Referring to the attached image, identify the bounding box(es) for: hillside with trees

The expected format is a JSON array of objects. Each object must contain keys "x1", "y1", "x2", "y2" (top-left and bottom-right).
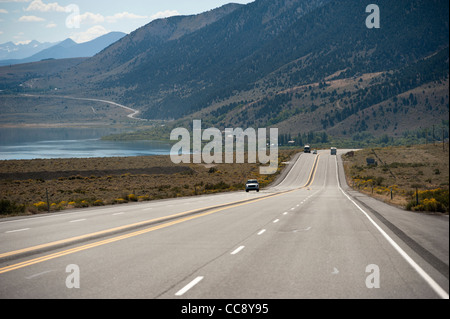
[{"x1": 2, "y1": 0, "x2": 448, "y2": 144}]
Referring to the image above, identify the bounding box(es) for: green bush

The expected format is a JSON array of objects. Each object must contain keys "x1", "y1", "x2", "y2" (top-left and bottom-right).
[
  {"x1": 74, "y1": 200, "x2": 90, "y2": 208},
  {"x1": 205, "y1": 181, "x2": 230, "y2": 190},
  {"x1": 0, "y1": 200, "x2": 26, "y2": 215}
]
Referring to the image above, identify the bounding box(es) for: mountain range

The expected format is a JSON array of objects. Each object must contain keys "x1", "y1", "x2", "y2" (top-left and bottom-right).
[
  {"x1": 2, "y1": 0, "x2": 449, "y2": 142},
  {"x1": 0, "y1": 40, "x2": 55, "y2": 61},
  {"x1": 0, "y1": 32, "x2": 126, "y2": 66}
]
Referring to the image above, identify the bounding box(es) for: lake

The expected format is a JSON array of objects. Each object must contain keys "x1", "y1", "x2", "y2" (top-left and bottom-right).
[{"x1": 0, "y1": 127, "x2": 173, "y2": 160}]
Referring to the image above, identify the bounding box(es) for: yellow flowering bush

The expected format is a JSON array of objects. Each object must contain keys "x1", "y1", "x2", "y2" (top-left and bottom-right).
[
  {"x1": 407, "y1": 189, "x2": 448, "y2": 213},
  {"x1": 114, "y1": 198, "x2": 127, "y2": 204},
  {"x1": 138, "y1": 195, "x2": 150, "y2": 202},
  {"x1": 127, "y1": 194, "x2": 138, "y2": 202},
  {"x1": 93, "y1": 200, "x2": 105, "y2": 206},
  {"x1": 33, "y1": 201, "x2": 48, "y2": 211}
]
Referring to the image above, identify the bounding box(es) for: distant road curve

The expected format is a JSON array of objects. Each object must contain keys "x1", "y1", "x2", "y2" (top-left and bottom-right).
[{"x1": 20, "y1": 94, "x2": 145, "y2": 121}]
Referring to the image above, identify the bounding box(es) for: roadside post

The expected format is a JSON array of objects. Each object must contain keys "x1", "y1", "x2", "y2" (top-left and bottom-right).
[{"x1": 46, "y1": 188, "x2": 50, "y2": 213}]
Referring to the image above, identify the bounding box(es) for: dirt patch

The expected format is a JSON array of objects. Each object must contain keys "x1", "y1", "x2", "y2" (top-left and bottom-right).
[
  {"x1": 0, "y1": 166, "x2": 193, "y2": 181},
  {"x1": 0, "y1": 150, "x2": 297, "y2": 216}
]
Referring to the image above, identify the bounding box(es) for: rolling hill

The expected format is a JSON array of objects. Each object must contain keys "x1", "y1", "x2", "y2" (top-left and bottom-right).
[{"x1": 2, "y1": 0, "x2": 449, "y2": 142}]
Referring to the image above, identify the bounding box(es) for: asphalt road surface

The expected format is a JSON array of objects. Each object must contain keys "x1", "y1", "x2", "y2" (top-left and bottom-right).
[{"x1": 0, "y1": 150, "x2": 448, "y2": 299}]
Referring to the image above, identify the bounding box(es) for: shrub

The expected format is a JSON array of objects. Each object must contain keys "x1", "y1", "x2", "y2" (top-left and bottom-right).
[
  {"x1": 205, "y1": 181, "x2": 230, "y2": 190},
  {"x1": 114, "y1": 198, "x2": 127, "y2": 204},
  {"x1": 0, "y1": 199, "x2": 26, "y2": 215},
  {"x1": 208, "y1": 167, "x2": 217, "y2": 174},
  {"x1": 406, "y1": 189, "x2": 449, "y2": 213},
  {"x1": 422, "y1": 198, "x2": 443, "y2": 212},
  {"x1": 33, "y1": 201, "x2": 48, "y2": 212},
  {"x1": 74, "y1": 200, "x2": 89, "y2": 208},
  {"x1": 127, "y1": 194, "x2": 138, "y2": 202},
  {"x1": 93, "y1": 199, "x2": 105, "y2": 206},
  {"x1": 352, "y1": 175, "x2": 384, "y2": 187},
  {"x1": 55, "y1": 201, "x2": 68, "y2": 211},
  {"x1": 138, "y1": 195, "x2": 150, "y2": 202}
]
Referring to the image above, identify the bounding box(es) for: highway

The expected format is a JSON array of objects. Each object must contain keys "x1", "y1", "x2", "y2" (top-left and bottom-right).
[{"x1": 0, "y1": 150, "x2": 448, "y2": 299}]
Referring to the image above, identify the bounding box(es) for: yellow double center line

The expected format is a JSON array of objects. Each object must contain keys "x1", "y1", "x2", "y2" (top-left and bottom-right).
[{"x1": 0, "y1": 154, "x2": 321, "y2": 275}]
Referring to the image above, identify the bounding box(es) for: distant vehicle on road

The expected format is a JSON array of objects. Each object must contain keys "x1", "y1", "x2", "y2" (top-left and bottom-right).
[
  {"x1": 313, "y1": 150, "x2": 318, "y2": 154},
  {"x1": 304, "y1": 145, "x2": 311, "y2": 153},
  {"x1": 331, "y1": 147, "x2": 337, "y2": 155},
  {"x1": 245, "y1": 179, "x2": 260, "y2": 192}
]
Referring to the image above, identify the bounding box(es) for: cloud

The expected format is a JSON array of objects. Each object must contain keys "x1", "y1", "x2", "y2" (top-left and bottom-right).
[
  {"x1": 45, "y1": 22, "x2": 56, "y2": 28},
  {"x1": 106, "y1": 12, "x2": 148, "y2": 23},
  {"x1": 14, "y1": 39, "x2": 33, "y2": 45},
  {"x1": 70, "y1": 25, "x2": 109, "y2": 43},
  {"x1": 74, "y1": 11, "x2": 150, "y2": 25},
  {"x1": 65, "y1": 10, "x2": 150, "y2": 27},
  {"x1": 0, "y1": 9, "x2": 9, "y2": 13},
  {"x1": 18, "y1": 15, "x2": 45, "y2": 22},
  {"x1": 150, "y1": 10, "x2": 180, "y2": 20},
  {"x1": 78, "y1": 12, "x2": 105, "y2": 24},
  {"x1": 25, "y1": 0, "x2": 66, "y2": 12}
]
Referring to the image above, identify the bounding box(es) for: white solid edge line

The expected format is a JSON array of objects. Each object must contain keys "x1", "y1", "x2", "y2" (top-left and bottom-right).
[
  {"x1": 335, "y1": 157, "x2": 449, "y2": 299},
  {"x1": 175, "y1": 276, "x2": 204, "y2": 296}
]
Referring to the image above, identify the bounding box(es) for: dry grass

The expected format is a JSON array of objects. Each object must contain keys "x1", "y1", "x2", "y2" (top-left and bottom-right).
[
  {"x1": 0, "y1": 95, "x2": 131, "y2": 127},
  {"x1": 342, "y1": 143, "x2": 449, "y2": 213},
  {"x1": 0, "y1": 150, "x2": 296, "y2": 217}
]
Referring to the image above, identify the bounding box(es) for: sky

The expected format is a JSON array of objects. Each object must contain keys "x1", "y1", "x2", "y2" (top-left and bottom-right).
[{"x1": 0, "y1": 0, "x2": 254, "y2": 44}]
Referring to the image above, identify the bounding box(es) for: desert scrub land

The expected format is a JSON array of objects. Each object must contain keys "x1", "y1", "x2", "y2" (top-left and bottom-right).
[
  {"x1": 0, "y1": 150, "x2": 296, "y2": 217},
  {"x1": 343, "y1": 143, "x2": 449, "y2": 213}
]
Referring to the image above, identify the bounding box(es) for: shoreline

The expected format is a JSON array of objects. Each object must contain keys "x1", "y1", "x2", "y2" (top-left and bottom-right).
[
  {"x1": 0, "y1": 123, "x2": 120, "y2": 129},
  {"x1": 0, "y1": 150, "x2": 297, "y2": 217}
]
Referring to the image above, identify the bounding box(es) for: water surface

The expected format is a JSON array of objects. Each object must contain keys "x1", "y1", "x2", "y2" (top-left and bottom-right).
[{"x1": 0, "y1": 127, "x2": 172, "y2": 160}]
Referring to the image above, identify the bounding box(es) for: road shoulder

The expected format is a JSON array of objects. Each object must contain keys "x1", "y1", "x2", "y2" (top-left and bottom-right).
[{"x1": 336, "y1": 153, "x2": 449, "y2": 283}]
